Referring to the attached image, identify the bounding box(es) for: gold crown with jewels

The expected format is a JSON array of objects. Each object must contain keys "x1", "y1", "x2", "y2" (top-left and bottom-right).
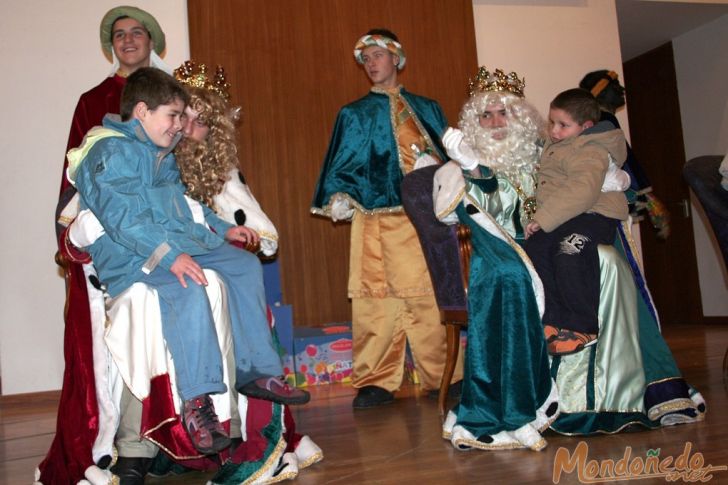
[
  {"x1": 467, "y1": 66, "x2": 525, "y2": 98},
  {"x1": 174, "y1": 60, "x2": 231, "y2": 101}
]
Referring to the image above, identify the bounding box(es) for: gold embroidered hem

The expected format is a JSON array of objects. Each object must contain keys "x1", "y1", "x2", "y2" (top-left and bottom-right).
[
  {"x1": 310, "y1": 192, "x2": 405, "y2": 219},
  {"x1": 144, "y1": 417, "x2": 205, "y2": 460},
  {"x1": 58, "y1": 214, "x2": 74, "y2": 226},
  {"x1": 297, "y1": 450, "x2": 324, "y2": 470},
  {"x1": 647, "y1": 398, "x2": 704, "y2": 421},
  {"x1": 549, "y1": 420, "x2": 644, "y2": 436},
  {"x1": 257, "y1": 230, "x2": 278, "y2": 242},
  {"x1": 241, "y1": 437, "x2": 288, "y2": 485}
]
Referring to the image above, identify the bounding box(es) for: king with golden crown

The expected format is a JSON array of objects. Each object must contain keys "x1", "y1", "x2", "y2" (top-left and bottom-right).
[{"x1": 426, "y1": 65, "x2": 557, "y2": 452}]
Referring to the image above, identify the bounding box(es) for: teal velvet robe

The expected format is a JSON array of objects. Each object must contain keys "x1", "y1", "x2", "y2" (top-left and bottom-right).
[
  {"x1": 453, "y1": 174, "x2": 553, "y2": 437},
  {"x1": 311, "y1": 87, "x2": 447, "y2": 215}
]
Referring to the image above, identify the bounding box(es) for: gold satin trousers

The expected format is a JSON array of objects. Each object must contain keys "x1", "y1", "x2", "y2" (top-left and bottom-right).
[{"x1": 348, "y1": 211, "x2": 462, "y2": 391}]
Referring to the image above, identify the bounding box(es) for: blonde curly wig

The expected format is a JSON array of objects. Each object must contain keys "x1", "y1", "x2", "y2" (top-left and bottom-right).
[{"x1": 175, "y1": 86, "x2": 239, "y2": 209}]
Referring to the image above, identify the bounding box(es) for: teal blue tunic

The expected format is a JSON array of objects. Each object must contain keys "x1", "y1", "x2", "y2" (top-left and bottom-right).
[{"x1": 311, "y1": 87, "x2": 447, "y2": 214}]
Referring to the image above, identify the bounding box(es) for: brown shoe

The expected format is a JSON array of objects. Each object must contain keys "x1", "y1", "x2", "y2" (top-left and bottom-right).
[
  {"x1": 111, "y1": 457, "x2": 152, "y2": 485},
  {"x1": 547, "y1": 329, "x2": 597, "y2": 356},
  {"x1": 182, "y1": 395, "x2": 231, "y2": 455},
  {"x1": 238, "y1": 376, "x2": 311, "y2": 405},
  {"x1": 543, "y1": 325, "x2": 560, "y2": 343}
]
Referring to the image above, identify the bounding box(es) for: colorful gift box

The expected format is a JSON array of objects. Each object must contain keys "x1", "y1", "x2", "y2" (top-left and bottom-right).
[{"x1": 291, "y1": 323, "x2": 353, "y2": 387}]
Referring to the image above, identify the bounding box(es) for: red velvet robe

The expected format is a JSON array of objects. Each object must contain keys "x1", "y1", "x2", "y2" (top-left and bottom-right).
[
  {"x1": 58, "y1": 75, "x2": 126, "y2": 198},
  {"x1": 41, "y1": 75, "x2": 126, "y2": 484}
]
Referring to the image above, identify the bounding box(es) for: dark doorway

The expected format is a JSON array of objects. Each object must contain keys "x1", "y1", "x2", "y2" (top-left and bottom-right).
[{"x1": 623, "y1": 42, "x2": 703, "y2": 325}]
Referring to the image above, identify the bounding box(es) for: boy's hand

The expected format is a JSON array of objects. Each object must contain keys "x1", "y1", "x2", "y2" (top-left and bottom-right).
[
  {"x1": 170, "y1": 254, "x2": 208, "y2": 288},
  {"x1": 525, "y1": 221, "x2": 541, "y2": 239},
  {"x1": 226, "y1": 226, "x2": 260, "y2": 251}
]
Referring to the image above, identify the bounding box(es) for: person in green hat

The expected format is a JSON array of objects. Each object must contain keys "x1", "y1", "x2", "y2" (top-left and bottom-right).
[
  {"x1": 99, "y1": 5, "x2": 167, "y2": 78},
  {"x1": 44, "y1": 6, "x2": 171, "y2": 485},
  {"x1": 56, "y1": 5, "x2": 169, "y2": 221}
]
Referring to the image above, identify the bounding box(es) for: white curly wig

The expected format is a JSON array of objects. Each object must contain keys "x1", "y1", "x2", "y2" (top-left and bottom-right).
[{"x1": 459, "y1": 91, "x2": 546, "y2": 181}]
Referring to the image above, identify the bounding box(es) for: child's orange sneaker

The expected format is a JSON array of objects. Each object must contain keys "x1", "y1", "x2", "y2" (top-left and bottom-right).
[
  {"x1": 543, "y1": 325, "x2": 560, "y2": 343},
  {"x1": 547, "y1": 329, "x2": 597, "y2": 356}
]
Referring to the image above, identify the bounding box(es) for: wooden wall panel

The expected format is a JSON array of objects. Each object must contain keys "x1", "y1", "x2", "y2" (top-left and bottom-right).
[{"x1": 187, "y1": 0, "x2": 478, "y2": 326}]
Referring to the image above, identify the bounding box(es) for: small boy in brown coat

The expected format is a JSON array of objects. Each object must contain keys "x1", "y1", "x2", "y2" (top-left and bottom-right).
[{"x1": 524, "y1": 88, "x2": 629, "y2": 355}]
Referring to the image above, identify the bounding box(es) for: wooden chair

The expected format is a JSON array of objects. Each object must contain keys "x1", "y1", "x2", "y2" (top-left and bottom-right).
[
  {"x1": 682, "y1": 155, "x2": 728, "y2": 380},
  {"x1": 401, "y1": 165, "x2": 472, "y2": 417},
  {"x1": 437, "y1": 225, "x2": 471, "y2": 417}
]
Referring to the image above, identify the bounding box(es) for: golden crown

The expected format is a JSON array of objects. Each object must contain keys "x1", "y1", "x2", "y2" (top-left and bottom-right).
[
  {"x1": 467, "y1": 67, "x2": 525, "y2": 98},
  {"x1": 174, "y1": 60, "x2": 231, "y2": 101}
]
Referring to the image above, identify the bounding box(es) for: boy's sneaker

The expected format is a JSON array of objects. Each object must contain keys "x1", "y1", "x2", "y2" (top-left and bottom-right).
[
  {"x1": 182, "y1": 395, "x2": 231, "y2": 455},
  {"x1": 238, "y1": 376, "x2": 310, "y2": 405},
  {"x1": 547, "y1": 329, "x2": 597, "y2": 356}
]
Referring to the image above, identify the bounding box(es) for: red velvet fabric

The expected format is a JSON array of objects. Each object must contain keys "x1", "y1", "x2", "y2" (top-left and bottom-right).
[
  {"x1": 57, "y1": 75, "x2": 126, "y2": 198},
  {"x1": 40, "y1": 74, "x2": 124, "y2": 482},
  {"x1": 37, "y1": 254, "x2": 97, "y2": 484},
  {"x1": 59, "y1": 226, "x2": 93, "y2": 265}
]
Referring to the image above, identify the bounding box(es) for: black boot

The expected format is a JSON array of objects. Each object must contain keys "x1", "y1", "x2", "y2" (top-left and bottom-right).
[
  {"x1": 352, "y1": 386, "x2": 394, "y2": 408},
  {"x1": 111, "y1": 457, "x2": 152, "y2": 485}
]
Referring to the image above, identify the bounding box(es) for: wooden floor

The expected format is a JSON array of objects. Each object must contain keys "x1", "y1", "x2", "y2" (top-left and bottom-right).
[{"x1": 2, "y1": 323, "x2": 727, "y2": 485}]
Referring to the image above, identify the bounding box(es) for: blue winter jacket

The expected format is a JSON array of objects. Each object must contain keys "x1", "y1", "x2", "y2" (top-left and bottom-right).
[{"x1": 74, "y1": 114, "x2": 233, "y2": 297}]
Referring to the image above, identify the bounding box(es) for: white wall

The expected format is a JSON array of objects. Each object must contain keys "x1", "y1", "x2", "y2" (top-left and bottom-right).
[
  {"x1": 0, "y1": 1, "x2": 189, "y2": 395},
  {"x1": 472, "y1": 0, "x2": 629, "y2": 134},
  {"x1": 673, "y1": 14, "x2": 728, "y2": 316},
  {"x1": 471, "y1": 1, "x2": 647, "y2": 255}
]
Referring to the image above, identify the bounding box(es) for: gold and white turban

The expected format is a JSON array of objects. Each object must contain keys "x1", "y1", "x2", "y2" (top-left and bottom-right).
[{"x1": 353, "y1": 34, "x2": 406, "y2": 70}]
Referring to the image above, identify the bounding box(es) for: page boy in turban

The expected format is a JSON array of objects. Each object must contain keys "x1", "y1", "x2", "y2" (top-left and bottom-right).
[{"x1": 312, "y1": 29, "x2": 461, "y2": 408}]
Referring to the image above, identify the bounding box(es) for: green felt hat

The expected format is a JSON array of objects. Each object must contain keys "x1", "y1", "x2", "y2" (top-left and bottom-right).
[{"x1": 100, "y1": 6, "x2": 165, "y2": 57}]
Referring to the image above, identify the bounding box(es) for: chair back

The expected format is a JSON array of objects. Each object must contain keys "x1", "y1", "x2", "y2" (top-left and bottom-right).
[
  {"x1": 401, "y1": 165, "x2": 467, "y2": 311},
  {"x1": 683, "y1": 156, "x2": 728, "y2": 268}
]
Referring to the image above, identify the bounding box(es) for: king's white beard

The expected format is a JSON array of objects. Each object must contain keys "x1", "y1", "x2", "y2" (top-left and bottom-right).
[{"x1": 470, "y1": 128, "x2": 535, "y2": 174}]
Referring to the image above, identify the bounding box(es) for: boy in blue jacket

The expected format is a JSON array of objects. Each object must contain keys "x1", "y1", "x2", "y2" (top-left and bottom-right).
[{"x1": 71, "y1": 67, "x2": 309, "y2": 455}]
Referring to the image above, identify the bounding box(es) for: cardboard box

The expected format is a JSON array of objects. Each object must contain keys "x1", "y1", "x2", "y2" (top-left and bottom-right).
[
  {"x1": 262, "y1": 259, "x2": 283, "y2": 306},
  {"x1": 292, "y1": 323, "x2": 353, "y2": 387}
]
